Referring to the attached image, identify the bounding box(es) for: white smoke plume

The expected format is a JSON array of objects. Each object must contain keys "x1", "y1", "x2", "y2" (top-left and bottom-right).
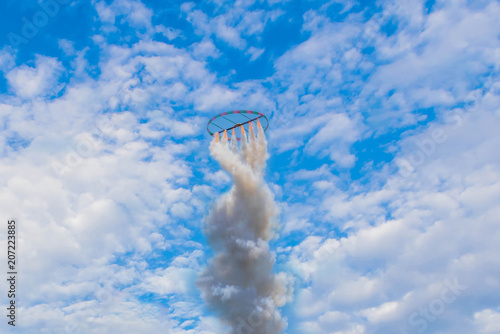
[{"x1": 197, "y1": 124, "x2": 293, "y2": 334}]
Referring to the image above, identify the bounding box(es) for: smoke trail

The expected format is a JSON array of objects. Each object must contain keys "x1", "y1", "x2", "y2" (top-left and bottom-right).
[{"x1": 197, "y1": 124, "x2": 293, "y2": 334}]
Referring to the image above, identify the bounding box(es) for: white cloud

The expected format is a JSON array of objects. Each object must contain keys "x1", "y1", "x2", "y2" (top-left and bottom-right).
[
  {"x1": 182, "y1": 1, "x2": 280, "y2": 50},
  {"x1": 0, "y1": 47, "x2": 15, "y2": 72},
  {"x1": 360, "y1": 0, "x2": 500, "y2": 130},
  {"x1": 0, "y1": 18, "x2": 216, "y2": 334},
  {"x1": 194, "y1": 85, "x2": 240, "y2": 111},
  {"x1": 6, "y1": 56, "x2": 64, "y2": 98},
  {"x1": 191, "y1": 38, "x2": 221, "y2": 59},
  {"x1": 155, "y1": 26, "x2": 183, "y2": 41},
  {"x1": 285, "y1": 88, "x2": 500, "y2": 333},
  {"x1": 246, "y1": 46, "x2": 265, "y2": 61},
  {"x1": 474, "y1": 308, "x2": 500, "y2": 333},
  {"x1": 213, "y1": 16, "x2": 247, "y2": 49},
  {"x1": 305, "y1": 113, "x2": 361, "y2": 167},
  {"x1": 95, "y1": 0, "x2": 154, "y2": 30},
  {"x1": 140, "y1": 267, "x2": 195, "y2": 295}
]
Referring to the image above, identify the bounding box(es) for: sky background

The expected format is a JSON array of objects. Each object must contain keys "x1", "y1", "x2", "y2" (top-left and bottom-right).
[{"x1": 1, "y1": 0, "x2": 500, "y2": 333}]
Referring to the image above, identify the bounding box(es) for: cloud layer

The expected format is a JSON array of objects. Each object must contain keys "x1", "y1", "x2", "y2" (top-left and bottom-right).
[{"x1": 0, "y1": 0, "x2": 499, "y2": 333}]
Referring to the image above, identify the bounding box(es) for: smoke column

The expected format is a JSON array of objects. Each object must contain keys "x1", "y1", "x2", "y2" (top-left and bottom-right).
[{"x1": 197, "y1": 123, "x2": 292, "y2": 334}]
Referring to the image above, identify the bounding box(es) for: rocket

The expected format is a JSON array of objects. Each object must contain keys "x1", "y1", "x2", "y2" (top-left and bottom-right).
[
  {"x1": 240, "y1": 124, "x2": 246, "y2": 138},
  {"x1": 215, "y1": 132, "x2": 220, "y2": 143}
]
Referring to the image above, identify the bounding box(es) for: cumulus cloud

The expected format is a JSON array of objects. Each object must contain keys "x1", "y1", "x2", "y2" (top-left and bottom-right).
[
  {"x1": 305, "y1": 113, "x2": 361, "y2": 167},
  {"x1": 284, "y1": 71, "x2": 500, "y2": 334},
  {"x1": 6, "y1": 56, "x2": 64, "y2": 98}
]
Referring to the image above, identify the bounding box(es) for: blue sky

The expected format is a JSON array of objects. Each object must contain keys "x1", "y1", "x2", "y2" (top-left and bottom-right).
[{"x1": 1, "y1": 0, "x2": 500, "y2": 333}]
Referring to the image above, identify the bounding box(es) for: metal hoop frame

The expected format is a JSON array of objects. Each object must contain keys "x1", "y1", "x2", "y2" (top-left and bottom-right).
[{"x1": 207, "y1": 110, "x2": 269, "y2": 139}]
